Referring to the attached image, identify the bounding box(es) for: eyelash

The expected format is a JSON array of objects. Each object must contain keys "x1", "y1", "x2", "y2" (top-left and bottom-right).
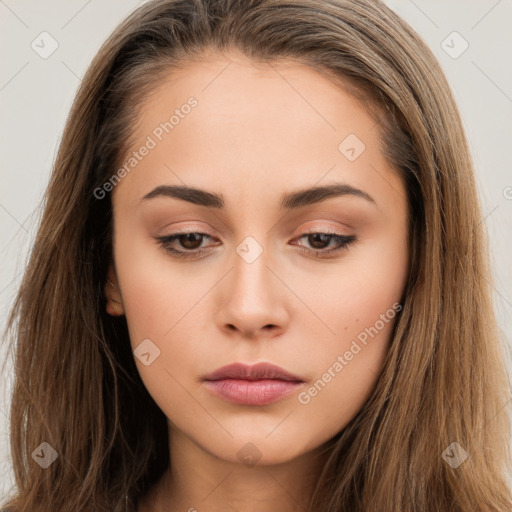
[{"x1": 155, "y1": 231, "x2": 357, "y2": 259}]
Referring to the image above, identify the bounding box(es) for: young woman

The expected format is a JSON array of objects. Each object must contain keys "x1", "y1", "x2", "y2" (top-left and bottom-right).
[{"x1": 2, "y1": 0, "x2": 511, "y2": 511}]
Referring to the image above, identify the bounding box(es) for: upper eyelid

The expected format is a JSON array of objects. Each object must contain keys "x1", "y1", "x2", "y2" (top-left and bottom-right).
[
  {"x1": 159, "y1": 230, "x2": 349, "y2": 245},
  {"x1": 160, "y1": 224, "x2": 351, "y2": 238}
]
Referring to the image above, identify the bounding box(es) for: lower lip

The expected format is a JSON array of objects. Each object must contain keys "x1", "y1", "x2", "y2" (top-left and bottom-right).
[{"x1": 204, "y1": 379, "x2": 304, "y2": 405}]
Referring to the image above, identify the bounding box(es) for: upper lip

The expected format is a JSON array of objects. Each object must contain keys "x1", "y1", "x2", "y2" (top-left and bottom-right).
[{"x1": 203, "y1": 362, "x2": 304, "y2": 382}]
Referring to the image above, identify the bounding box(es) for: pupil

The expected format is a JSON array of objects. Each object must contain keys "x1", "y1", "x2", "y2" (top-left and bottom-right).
[
  {"x1": 309, "y1": 234, "x2": 329, "y2": 249},
  {"x1": 181, "y1": 233, "x2": 202, "y2": 249}
]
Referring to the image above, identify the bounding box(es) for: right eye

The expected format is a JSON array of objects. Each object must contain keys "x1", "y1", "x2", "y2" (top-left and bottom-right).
[{"x1": 155, "y1": 232, "x2": 217, "y2": 258}]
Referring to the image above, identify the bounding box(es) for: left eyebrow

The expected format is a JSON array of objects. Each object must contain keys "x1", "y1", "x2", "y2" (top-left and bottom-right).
[
  {"x1": 280, "y1": 183, "x2": 376, "y2": 209},
  {"x1": 140, "y1": 183, "x2": 376, "y2": 209}
]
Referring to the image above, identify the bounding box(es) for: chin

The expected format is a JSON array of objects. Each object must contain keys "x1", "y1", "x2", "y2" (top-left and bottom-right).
[{"x1": 202, "y1": 432, "x2": 317, "y2": 467}]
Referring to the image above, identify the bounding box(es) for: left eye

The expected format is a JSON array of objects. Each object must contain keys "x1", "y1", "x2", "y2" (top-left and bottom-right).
[
  {"x1": 292, "y1": 232, "x2": 357, "y2": 257},
  {"x1": 155, "y1": 231, "x2": 357, "y2": 259}
]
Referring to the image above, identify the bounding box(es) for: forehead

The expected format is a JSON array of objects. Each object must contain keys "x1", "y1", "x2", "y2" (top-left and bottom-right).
[{"x1": 112, "y1": 51, "x2": 404, "y2": 212}]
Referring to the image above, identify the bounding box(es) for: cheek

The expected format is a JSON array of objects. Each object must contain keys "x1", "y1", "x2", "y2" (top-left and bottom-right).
[
  {"x1": 114, "y1": 238, "x2": 211, "y2": 426},
  {"x1": 113, "y1": 229, "x2": 218, "y2": 390},
  {"x1": 291, "y1": 233, "x2": 407, "y2": 422},
  {"x1": 114, "y1": 227, "x2": 202, "y2": 342},
  {"x1": 292, "y1": 224, "x2": 407, "y2": 343}
]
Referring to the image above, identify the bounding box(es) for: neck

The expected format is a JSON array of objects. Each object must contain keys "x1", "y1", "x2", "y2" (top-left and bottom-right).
[{"x1": 139, "y1": 423, "x2": 330, "y2": 512}]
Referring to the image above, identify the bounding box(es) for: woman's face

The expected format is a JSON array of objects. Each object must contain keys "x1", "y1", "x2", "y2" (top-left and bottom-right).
[{"x1": 107, "y1": 51, "x2": 409, "y2": 466}]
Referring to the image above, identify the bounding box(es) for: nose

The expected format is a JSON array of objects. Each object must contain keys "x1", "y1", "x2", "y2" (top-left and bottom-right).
[{"x1": 215, "y1": 243, "x2": 290, "y2": 339}]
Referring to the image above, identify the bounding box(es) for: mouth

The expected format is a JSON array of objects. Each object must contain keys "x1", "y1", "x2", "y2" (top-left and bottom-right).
[{"x1": 202, "y1": 362, "x2": 305, "y2": 406}]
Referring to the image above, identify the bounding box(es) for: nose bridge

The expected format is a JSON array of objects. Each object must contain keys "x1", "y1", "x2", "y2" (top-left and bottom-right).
[
  {"x1": 215, "y1": 233, "x2": 289, "y2": 336},
  {"x1": 231, "y1": 234, "x2": 276, "y2": 308},
  {"x1": 234, "y1": 238, "x2": 270, "y2": 294}
]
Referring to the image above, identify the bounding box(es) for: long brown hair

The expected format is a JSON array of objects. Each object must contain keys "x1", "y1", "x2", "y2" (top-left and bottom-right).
[{"x1": 2, "y1": 0, "x2": 511, "y2": 510}]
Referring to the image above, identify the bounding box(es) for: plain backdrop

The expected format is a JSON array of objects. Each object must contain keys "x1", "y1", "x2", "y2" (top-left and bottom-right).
[{"x1": 1, "y1": 0, "x2": 511, "y2": 497}]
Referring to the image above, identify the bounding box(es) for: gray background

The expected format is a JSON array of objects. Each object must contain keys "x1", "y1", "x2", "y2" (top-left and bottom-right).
[{"x1": 1, "y1": 0, "x2": 511, "y2": 496}]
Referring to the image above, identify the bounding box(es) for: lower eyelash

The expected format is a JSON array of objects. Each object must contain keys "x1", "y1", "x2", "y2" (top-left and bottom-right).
[{"x1": 156, "y1": 232, "x2": 357, "y2": 259}]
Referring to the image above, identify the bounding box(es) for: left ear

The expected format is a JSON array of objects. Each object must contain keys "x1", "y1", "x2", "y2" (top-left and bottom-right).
[{"x1": 104, "y1": 265, "x2": 125, "y2": 316}]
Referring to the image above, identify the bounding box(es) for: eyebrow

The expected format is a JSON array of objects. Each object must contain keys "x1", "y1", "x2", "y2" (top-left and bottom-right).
[{"x1": 141, "y1": 183, "x2": 375, "y2": 209}]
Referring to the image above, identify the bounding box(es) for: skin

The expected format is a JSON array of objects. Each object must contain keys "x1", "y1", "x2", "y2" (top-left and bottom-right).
[{"x1": 105, "y1": 49, "x2": 409, "y2": 512}]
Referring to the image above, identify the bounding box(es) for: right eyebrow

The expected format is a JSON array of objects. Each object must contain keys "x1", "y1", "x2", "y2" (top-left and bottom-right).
[{"x1": 141, "y1": 185, "x2": 224, "y2": 208}]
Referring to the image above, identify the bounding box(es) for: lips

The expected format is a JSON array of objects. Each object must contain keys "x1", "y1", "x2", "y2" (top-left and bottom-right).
[
  {"x1": 202, "y1": 362, "x2": 305, "y2": 406},
  {"x1": 203, "y1": 362, "x2": 304, "y2": 383}
]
